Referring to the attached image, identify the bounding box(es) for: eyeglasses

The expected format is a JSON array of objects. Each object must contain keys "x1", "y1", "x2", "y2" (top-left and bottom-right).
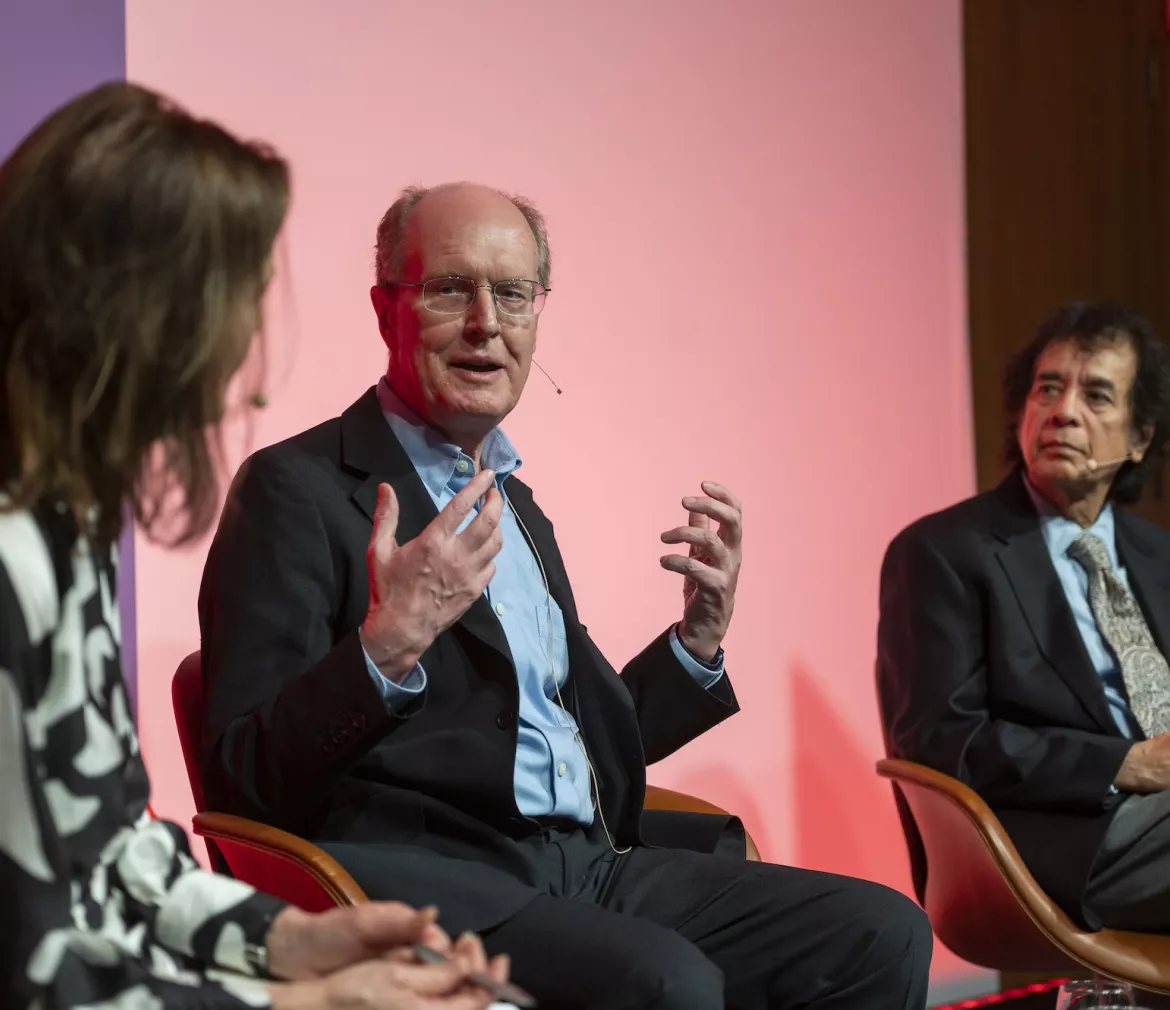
[{"x1": 383, "y1": 275, "x2": 550, "y2": 318}]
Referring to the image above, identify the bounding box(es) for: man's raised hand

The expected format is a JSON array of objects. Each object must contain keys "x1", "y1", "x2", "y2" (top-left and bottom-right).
[{"x1": 361, "y1": 469, "x2": 503, "y2": 680}]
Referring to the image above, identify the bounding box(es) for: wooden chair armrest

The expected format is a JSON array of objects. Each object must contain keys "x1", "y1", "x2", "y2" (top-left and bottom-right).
[
  {"x1": 193, "y1": 788, "x2": 761, "y2": 914},
  {"x1": 193, "y1": 811, "x2": 367, "y2": 910},
  {"x1": 644, "y1": 785, "x2": 761, "y2": 861},
  {"x1": 875, "y1": 759, "x2": 1034, "y2": 881},
  {"x1": 644, "y1": 785, "x2": 728, "y2": 816}
]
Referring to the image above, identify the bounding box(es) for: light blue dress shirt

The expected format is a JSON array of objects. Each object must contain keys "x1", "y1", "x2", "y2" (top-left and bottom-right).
[
  {"x1": 1023, "y1": 480, "x2": 1141, "y2": 739},
  {"x1": 361, "y1": 379, "x2": 725, "y2": 822}
]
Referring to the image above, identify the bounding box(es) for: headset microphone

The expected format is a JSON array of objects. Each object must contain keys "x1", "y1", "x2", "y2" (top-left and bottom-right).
[
  {"x1": 533, "y1": 359, "x2": 562, "y2": 394},
  {"x1": 1085, "y1": 452, "x2": 1132, "y2": 472}
]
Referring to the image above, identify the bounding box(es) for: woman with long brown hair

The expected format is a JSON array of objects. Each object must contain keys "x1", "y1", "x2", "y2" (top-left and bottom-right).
[{"x1": 0, "y1": 82, "x2": 508, "y2": 1010}]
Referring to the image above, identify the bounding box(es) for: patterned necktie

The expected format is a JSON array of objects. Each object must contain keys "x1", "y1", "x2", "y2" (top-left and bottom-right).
[{"x1": 1068, "y1": 531, "x2": 1170, "y2": 738}]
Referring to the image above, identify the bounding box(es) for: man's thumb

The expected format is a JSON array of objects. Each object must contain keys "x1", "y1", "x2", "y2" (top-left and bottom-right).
[{"x1": 372, "y1": 482, "x2": 400, "y2": 546}]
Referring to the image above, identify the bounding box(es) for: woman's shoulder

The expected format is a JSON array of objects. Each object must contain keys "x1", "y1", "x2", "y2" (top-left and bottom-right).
[{"x1": 0, "y1": 503, "x2": 60, "y2": 648}]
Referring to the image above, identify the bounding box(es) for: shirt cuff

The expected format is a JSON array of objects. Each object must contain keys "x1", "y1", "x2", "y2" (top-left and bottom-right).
[
  {"x1": 669, "y1": 624, "x2": 725, "y2": 689},
  {"x1": 362, "y1": 642, "x2": 427, "y2": 713}
]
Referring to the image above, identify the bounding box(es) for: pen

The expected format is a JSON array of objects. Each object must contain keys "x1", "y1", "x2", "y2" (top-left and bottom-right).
[{"x1": 411, "y1": 943, "x2": 537, "y2": 1008}]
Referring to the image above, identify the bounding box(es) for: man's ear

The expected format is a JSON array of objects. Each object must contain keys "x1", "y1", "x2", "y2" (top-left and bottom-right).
[
  {"x1": 370, "y1": 285, "x2": 396, "y2": 348},
  {"x1": 1131, "y1": 423, "x2": 1155, "y2": 464}
]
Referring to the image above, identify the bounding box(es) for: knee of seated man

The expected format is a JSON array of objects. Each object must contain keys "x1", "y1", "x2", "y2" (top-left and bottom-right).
[
  {"x1": 620, "y1": 932, "x2": 725, "y2": 1010},
  {"x1": 830, "y1": 878, "x2": 932, "y2": 975}
]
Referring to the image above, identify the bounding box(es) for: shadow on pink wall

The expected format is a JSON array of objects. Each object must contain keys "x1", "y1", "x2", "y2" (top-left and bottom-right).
[
  {"x1": 790, "y1": 662, "x2": 906, "y2": 887},
  {"x1": 789, "y1": 661, "x2": 974, "y2": 977}
]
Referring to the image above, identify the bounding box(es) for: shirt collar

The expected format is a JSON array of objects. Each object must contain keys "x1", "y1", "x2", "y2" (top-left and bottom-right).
[
  {"x1": 376, "y1": 377, "x2": 521, "y2": 498},
  {"x1": 1023, "y1": 476, "x2": 1119, "y2": 568}
]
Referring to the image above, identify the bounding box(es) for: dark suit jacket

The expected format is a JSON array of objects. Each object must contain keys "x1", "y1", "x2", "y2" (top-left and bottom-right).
[
  {"x1": 198, "y1": 387, "x2": 740, "y2": 931},
  {"x1": 877, "y1": 470, "x2": 1170, "y2": 929}
]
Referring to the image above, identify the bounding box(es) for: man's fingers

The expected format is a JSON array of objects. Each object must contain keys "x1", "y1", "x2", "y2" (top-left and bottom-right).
[
  {"x1": 460, "y1": 487, "x2": 504, "y2": 551},
  {"x1": 660, "y1": 553, "x2": 727, "y2": 590},
  {"x1": 682, "y1": 496, "x2": 739, "y2": 526},
  {"x1": 436, "y1": 468, "x2": 496, "y2": 534},
  {"x1": 368, "y1": 483, "x2": 400, "y2": 557},
  {"x1": 469, "y1": 527, "x2": 505, "y2": 570},
  {"x1": 700, "y1": 480, "x2": 743, "y2": 514},
  {"x1": 682, "y1": 495, "x2": 742, "y2": 545},
  {"x1": 466, "y1": 560, "x2": 497, "y2": 600},
  {"x1": 660, "y1": 527, "x2": 729, "y2": 563},
  {"x1": 686, "y1": 508, "x2": 710, "y2": 554}
]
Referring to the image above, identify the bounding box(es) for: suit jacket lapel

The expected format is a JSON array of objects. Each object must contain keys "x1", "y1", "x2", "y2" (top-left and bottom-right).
[
  {"x1": 504, "y1": 477, "x2": 578, "y2": 625},
  {"x1": 991, "y1": 472, "x2": 1118, "y2": 734},
  {"x1": 1117, "y1": 513, "x2": 1170, "y2": 665},
  {"x1": 340, "y1": 387, "x2": 512, "y2": 664}
]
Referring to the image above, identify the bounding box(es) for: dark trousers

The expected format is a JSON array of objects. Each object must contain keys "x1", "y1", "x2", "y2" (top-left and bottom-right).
[
  {"x1": 336, "y1": 821, "x2": 932, "y2": 1010},
  {"x1": 1085, "y1": 789, "x2": 1170, "y2": 932}
]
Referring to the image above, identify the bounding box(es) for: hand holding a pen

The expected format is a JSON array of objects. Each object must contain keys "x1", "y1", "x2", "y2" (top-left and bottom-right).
[{"x1": 265, "y1": 901, "x2": 518, "y2": 1009}]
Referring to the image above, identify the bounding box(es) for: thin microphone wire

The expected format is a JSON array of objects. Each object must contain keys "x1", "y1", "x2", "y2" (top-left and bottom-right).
[
  {"x1": 510, "y1": 505, "x2": 630, "y2": 856},
  {"x1": 532, "y1": 359, "x2": 562, "y2": 394},
  {"x1": 1085, "y1": 452, "x2": 1132, "y2": 472}
]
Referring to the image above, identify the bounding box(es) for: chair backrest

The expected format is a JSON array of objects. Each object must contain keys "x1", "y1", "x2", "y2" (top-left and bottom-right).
[
  {"x1": 170, "y1": 650, "x2": 363, "y2": 902},
  {"x1": 171, "y1": 650, "x2": 208, "y2": 813},
  {"x1": 879, "y1": 759, "x2": 1073, "y2": 973},
  {"x1": 877, "y1": 758, "x2": 1170, "y2": 994}
]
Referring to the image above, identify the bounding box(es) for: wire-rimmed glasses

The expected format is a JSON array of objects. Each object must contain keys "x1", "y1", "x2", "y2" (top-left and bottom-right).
[{"x1": 383, "y1": 275, "x2": 550, "y2": 318}]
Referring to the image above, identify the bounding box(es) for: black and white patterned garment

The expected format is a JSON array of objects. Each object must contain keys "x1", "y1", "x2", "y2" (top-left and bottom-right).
[{"x1": 0, "y1": 504, "x2": 285, "y2": 1009}]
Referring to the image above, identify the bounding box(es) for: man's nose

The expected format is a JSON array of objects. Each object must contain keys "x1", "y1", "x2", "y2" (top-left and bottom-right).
[
  {"x1": 1051, "y1": 387, "x2": 1080, "y2": 424},
  {"x1": 464, "y1": 285, "x2": 501, "y2": 338}
]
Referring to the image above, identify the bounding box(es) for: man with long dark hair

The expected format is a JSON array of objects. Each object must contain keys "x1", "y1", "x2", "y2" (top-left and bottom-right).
[{"x1": 879, "y1": 301, "x2": 1170, "y2": 931}]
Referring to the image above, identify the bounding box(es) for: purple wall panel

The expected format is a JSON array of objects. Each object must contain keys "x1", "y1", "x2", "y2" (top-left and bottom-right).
[{"x1": 0, "y1": 0, "x2": 132, "y2": 710}]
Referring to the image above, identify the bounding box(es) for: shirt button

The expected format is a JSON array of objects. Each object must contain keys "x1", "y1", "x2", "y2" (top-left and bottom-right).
[
  {"x1": 495, "y1": 602, "x2": 505, "y2": 616},
  {"x1": 455, "y1": 459, "x2": 470, "y2": 473},
  {"x1": 557, "y1": 762, "x2": 567, "y2": 777}
]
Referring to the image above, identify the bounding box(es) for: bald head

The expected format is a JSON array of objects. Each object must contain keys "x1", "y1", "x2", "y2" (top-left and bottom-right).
[{"x1": 374, "y1": 182, "x2": 551, "y2": 288}]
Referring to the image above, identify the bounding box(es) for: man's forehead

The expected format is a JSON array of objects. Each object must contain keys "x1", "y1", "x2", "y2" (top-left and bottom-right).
[
  {"x1": 1035, "y1": 336, "x2": 1136, "y2": 378},
  {"x1": 413, "y1": 186, "x2": 528, "y2": 235},
  {"x1": 405, "y1": 189, "x2": 536, "y2": 265}
]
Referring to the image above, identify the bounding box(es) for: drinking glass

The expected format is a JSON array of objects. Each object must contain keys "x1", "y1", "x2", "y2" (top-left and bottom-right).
[{"x1": 1055, "y1": 979, "x2": 1136, "y2": 1009}]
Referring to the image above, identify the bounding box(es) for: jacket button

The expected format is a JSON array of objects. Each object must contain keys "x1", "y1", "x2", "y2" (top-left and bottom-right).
[{"x1": 495, "y1": 709, "x2": 515, "y2": 730}]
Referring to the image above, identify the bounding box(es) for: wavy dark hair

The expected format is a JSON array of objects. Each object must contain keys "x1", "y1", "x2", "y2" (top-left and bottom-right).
[
  {"x1": 0, "y1": 82, "x2": 289, "y2": 546},
  {"x1": 1003, "y1": 301, "x2": 1170, "y2": 504}
]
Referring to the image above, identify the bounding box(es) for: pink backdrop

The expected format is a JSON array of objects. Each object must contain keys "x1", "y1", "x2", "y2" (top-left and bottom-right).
[{"x1": 126, "y1": 0, "x2": 978, "y2": 992}]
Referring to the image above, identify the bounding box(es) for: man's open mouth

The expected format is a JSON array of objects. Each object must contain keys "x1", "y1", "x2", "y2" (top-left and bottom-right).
[{"x1": 452, "y1": 361, "x2": 503, "y2": 373}]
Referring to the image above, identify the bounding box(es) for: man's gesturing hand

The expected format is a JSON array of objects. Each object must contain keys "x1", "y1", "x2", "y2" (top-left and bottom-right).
[
  {"x1": 360, "y1": 468, "x2": 503, "y2": 681},
  {"x1": 660, "y1": 481, "x2": 743, "y2": 663}
]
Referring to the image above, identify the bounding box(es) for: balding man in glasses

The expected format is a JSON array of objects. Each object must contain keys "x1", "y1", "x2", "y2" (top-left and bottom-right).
[{"x1": 200, "y1": 181, "x2": 931, "y2": 1010}]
